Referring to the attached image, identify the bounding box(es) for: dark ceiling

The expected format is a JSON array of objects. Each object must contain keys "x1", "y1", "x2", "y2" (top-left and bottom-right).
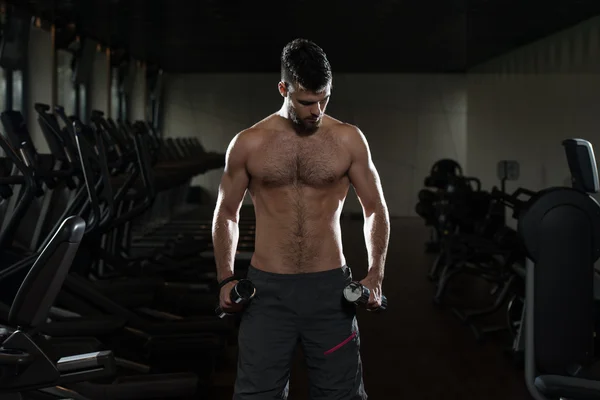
[{"x1": 7, "y1": 0, "x2": 600, "y2": 73}]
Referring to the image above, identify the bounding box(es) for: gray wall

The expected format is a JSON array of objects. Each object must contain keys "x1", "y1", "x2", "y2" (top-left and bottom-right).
[
  {"x1": 162, "y1": 15, "x2": 600, "y2": 216},
  {"x1": 162, "y1": 73, "x2": 467, "y2": 217},
  {"x1": 26, "y1": 15, "x2": 600, "y2": 217},
  {"x1": 467, "y1": 16, "x2": 600, "y2": 195}
]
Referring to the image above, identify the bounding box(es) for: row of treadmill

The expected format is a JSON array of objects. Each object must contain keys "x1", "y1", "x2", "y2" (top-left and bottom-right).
[
  {"x1": 416, "y1": 142, "x2": 600, "y2": 400},
  {"x1": 0, "y1": 103, "x2": 257, "y2": 399}
]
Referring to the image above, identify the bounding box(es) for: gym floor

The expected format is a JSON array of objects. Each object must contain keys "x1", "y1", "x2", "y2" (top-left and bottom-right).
[{"x1": 208, "y1": 217, "x2": 532, "y2": 399}]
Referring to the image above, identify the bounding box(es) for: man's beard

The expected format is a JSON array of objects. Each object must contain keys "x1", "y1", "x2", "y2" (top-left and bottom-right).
[{"x1": 288, "y1": 104, "x2": 320, "y2": 135}]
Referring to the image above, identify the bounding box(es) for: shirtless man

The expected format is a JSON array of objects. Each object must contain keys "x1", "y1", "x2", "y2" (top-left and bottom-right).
[{"x1": 212, "y1": 38, "x2": 390, "y2": 400}]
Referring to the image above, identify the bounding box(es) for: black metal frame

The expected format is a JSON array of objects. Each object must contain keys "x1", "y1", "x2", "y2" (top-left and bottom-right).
[{"x1": 519, "y1": 139, "x2": 600, "y2": 399}]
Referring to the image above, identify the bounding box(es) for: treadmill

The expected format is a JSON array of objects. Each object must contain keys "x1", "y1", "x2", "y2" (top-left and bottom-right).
[
  {"x1": 3, "y1": 108, "x2": 228, "y2": 361},
  {"x1": 0, "y1": 215, "x2": 116, "y2": 399},
  {"x1": 0, "y1": 214, "x2": 199, "y2": 399},
  {"x1": 51, "y1": 107, "x2": 218, "y2": 281},
  {"x1": 30, "y1": 111, "x2": 232, "y2": 360}
]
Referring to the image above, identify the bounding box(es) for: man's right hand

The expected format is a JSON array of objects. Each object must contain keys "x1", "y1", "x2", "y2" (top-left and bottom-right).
[{"x1": 219, "y1": 280, "x2": 244, "y2": 314}]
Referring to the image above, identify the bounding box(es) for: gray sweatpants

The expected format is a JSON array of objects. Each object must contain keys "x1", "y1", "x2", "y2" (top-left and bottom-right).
[{"x1": 233, "y1": 265, "x2": 368, "y2": 400}]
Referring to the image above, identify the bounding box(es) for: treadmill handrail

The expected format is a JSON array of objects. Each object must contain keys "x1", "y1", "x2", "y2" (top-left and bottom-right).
[
  {"x1": 0, "y1": 348, "x2": 34, "y2": 364},
  {"x1": 0, "y1": 132, "x2": 38, "y2": 249},
  {"x1": 8, "y1": 215, "x2": 86, "y2": 329}
]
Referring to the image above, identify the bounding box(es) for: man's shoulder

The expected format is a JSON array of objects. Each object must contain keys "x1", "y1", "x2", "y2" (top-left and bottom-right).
[
  {"x1": 242, "y1": 114, "x2": 280, "y2": 137},
  {"x1": 235, "y1": 126, "x2": 263, "y2": 141},
  {"x1": 236, "y1": 116, "x2": 272, "y2": 138},
  {"x1": 325, "y1": 117, "x2": 365, "y2": 143},
  {"x1": 230, "y1": 116, "x2": 277, "y2": 153}
]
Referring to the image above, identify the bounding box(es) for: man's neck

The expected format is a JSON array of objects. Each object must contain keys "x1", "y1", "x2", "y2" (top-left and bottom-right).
[
  {"x1": 276, "y1": 104, "x2": 322, "y2": 136},
  {"x1": 277, "y1": 104, "x2": 290, "y2": 119}
]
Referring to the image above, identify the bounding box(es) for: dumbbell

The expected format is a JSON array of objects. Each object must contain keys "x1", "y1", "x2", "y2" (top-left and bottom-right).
[
  {"x1": 343, "y1": 281, "x2": 387, "y2": 311},
  {"x1": 215, "y1": 279, "x2": 257, "y2": 318}
]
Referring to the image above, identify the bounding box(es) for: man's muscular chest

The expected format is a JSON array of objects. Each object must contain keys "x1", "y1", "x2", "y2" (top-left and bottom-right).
[{"x1": 248, "y1": 130, "x2": 350, "y2": 188}]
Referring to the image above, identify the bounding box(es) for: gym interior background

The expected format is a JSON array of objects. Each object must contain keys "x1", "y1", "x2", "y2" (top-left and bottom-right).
[
  {"x1": 12, "y1": 1, "x2": 600, "y2": 216},
  {"x1": 1, "y1": 0, "x2": 600, "y2": 399}
]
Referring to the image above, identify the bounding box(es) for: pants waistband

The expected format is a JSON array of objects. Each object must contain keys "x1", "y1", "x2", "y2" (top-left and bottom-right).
[{"x1": 247, "y1": 264, "x2": 350, "y2": 281}]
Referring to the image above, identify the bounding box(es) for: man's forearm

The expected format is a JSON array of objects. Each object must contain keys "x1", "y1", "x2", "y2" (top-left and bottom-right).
[
  {"x1": 212, "y1": 210, "x2": 240, "y2": 282},
  {"x1": 364, "y1": 206, "x2": 390, "y2": 280}
]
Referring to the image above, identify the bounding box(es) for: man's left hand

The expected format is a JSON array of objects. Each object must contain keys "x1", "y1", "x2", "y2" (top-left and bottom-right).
[{"x1": 358, "y1": 274, "x2": 383, "y2": 311}]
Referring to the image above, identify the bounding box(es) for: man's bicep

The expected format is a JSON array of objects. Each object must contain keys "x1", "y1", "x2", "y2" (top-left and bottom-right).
[
  {"x1": 347, "y1": 129, "x2": 385, "y2": 214},
  {"x1": 349, "y1": 159, "x2": 384, "y2": 214},
  {"x1": 218, "y1": 168, "x2": 249, "y2": 214},
  {"x1": 216, "y1": 134, "x2": 250, "y2": 217}
]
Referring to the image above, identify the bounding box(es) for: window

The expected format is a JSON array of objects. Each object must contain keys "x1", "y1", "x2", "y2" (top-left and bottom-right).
[
  {"x1": 78, "y1": 83, "x2": 86, "y2": 121},
  {"x1": 111, "y1": 67, "x2": 119, "y2": 119},
  {"x1": 11, "y1": 69, "x2": 21, "y2": 111},
  {"x1": 56, "y1": 49, "x2": 76, "y2": 116},
  {"x1": 120, "y1": 92, "x2": 128, "y2": 121},
  {"x1": 147, "y1": 70, "x2": 162, "y2": 131},
  {"x1": 0, "y1": 68, "x2": 6, "y2": 112}
]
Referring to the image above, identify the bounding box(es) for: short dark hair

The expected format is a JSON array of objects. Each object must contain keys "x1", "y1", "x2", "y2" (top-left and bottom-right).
[{"x1": 281, "y1": 38, "x2": 332, "y2": 92}]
